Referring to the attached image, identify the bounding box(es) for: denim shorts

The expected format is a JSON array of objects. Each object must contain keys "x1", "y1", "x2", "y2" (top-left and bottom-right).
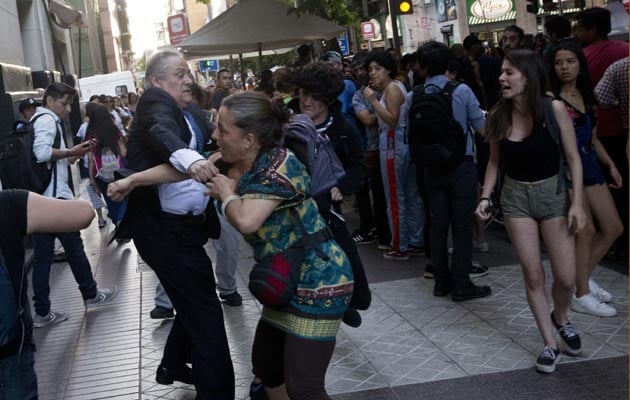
[{"x1": 500, "y1": 175, "x2": 569, "y2": 221}]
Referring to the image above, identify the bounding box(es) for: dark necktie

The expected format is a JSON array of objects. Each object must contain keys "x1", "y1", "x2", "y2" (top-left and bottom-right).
[{"x1": 182, "y1": 109, "x2": 205, "y2": 155}]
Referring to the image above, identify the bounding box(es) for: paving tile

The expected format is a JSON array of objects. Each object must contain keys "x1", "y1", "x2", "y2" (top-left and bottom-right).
[{"x1": 31, "y1": 190, "x2": 628, "y2": 399}]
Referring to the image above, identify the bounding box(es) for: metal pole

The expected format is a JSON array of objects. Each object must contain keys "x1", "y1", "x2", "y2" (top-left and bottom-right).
[
  {"x1": 257, "y1": 42, "x2": 263, "y2": 76},
  {"x1": 387, "y1": 0, "x2": 401, "y2": 51},
  {"x1": 78, "y1": 27, "x2": 82, "y2": 78},
  {"x1": 239, "y1": 53, "x2": 246, "y2": 89}
]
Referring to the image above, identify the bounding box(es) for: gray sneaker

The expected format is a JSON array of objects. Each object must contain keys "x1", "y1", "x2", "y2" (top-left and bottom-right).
[
  {"x1": 85, "y1": 286, "x2": 118, "y2": 308},
  {"x1": 33, "y1": 310, "x2": 69, "y2": 328}
]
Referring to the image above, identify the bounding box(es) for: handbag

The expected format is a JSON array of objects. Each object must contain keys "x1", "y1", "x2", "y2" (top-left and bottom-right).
[{"x1": 249, "y1": 207, "x2": 332, "y2": 308}]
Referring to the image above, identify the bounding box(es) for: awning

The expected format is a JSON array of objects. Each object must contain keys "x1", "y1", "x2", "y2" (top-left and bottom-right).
[
  {"x1": 49, "y1": 0, "x2": 89, "y2": 29},
  {"x1": 468, "y1": 10, "x2": 516, "y2": 25}
]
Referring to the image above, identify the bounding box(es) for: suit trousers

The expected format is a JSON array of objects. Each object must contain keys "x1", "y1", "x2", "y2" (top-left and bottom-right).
[
  {"x1": 132, "y1": 211, "x2": 234, "y2": 400},
  {"x1": 425, "y1": 159, "x2": 477, "y2": 290}
]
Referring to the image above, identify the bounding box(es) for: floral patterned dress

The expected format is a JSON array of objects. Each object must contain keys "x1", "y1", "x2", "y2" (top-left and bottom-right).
[{"x1": 238, "y1": 146, "x2": 353, "y2": 340}]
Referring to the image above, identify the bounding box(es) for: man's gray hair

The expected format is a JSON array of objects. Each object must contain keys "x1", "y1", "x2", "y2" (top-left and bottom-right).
[{"x1": 144, "y1": 50, "x2": 183, "y2": 89}]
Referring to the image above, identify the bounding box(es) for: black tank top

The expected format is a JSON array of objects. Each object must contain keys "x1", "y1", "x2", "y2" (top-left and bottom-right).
[{"x1": 501, "y1": 124, "x2": 559, "y2": 182}]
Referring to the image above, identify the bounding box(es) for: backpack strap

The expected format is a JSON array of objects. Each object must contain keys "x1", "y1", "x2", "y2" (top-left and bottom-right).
[
  {"x1": 542, "y1": 97, "x2": 567, "y2": 195},
  {"x1": 442, "y1": 81, "x2": 474, "y2": 151},
  {"x1": 288, "y1": 207, "x2": 332, "y2": 259},
  {"x1": 33, "y1": 114, "x2": 64, "y2": 197}
]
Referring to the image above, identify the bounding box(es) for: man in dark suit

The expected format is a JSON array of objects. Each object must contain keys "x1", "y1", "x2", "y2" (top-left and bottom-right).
[{"x1": 122, "y1": 50, "x2": 234, "y2": 400}]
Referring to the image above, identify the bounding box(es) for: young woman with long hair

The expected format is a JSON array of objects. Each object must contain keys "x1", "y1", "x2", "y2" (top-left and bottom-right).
[
  {"x1": 549, "y1": 39, "x2": 623, "y2": 317},
  {"x1": 86, "y1": 103, "x2": 127, "y2": 226},
  {"x1": 476, "y1": 50, "x2": 586, "y2": 373}
]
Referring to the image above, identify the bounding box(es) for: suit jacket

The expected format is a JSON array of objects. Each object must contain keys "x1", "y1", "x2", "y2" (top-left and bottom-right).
[{"x1": 116, "y1": 88, "x2": 219, "y2": 240}]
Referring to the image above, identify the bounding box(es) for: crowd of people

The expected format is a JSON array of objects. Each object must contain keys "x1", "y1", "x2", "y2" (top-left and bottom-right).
[{"x1": 0, "y1": 5, "x2": 627, "y2": 400}]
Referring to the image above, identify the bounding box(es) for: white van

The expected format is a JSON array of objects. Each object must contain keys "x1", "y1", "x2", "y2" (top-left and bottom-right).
[{"x1": 78, "y1": 71, "x2": 136, "y2": 102}]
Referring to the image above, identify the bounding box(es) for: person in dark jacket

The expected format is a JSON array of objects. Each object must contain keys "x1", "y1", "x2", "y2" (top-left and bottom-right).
[
  {"x1": 117, "y1": 50, "x2": 234, "y2": 400},
  {"x1": 292, "y1": 62, "x2": 371, "y2": 327}
]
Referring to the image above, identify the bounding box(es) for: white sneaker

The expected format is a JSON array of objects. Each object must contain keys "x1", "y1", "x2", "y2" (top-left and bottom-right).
[
  {"x1": 85, "y1": 286, "x2": 118, "y2": 308},
  {"x1": 588, "y1": 279, "x2": 613, "y2": 303},
  {"x1": 571, "y1": 293, "x2": 617, "y2": 317},
  {"x1": 33, "y1": 310, "x2": 69, "y2": 328}
]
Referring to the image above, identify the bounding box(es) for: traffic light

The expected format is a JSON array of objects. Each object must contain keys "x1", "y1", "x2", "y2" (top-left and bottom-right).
[
  {"x1": 395, "y1": 0, "x2": 413, "y2": 15},
  {"x1": 526, "y1": 0, "x2": 538, "y2": 13}
]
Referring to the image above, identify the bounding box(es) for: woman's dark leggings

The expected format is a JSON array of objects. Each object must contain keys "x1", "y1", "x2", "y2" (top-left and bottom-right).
[{"x1": 252, "y1": 320, "x2": 336, "y2": 400}]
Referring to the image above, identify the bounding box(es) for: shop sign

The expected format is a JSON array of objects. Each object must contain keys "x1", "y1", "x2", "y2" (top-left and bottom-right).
[
  {"x1": 469, "y1": 0, "x2": 513, "y2": 20},
  {"x1": 167, "y1": 14, "x2": 189, "y2": 45},
  {"x1": 361, "y1": 22, "x2": 375, "y2": 40}
]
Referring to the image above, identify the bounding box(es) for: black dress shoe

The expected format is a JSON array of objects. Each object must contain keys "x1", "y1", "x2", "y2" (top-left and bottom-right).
[
  {"x1": 156, "y1": 364, "x2": 194, "y2": 385},
  {"x1": 250, "y1": 379, "x2": 268, "y2": 400},
  {"x1": 342, "y1": 308, "x2": 362, "y2": 328},
  {"x1": 452, "y1": 281, "x2": 491, "y2": 302},
  {"x1": 219, "y1": 291, "x2": 243, "y2": 306},
  {"x1": 150, "y1": 306, "x2": 174, "y2": 319},
  {"x1": 433, "y1": 281, "x2": 452, "y2": 297}
]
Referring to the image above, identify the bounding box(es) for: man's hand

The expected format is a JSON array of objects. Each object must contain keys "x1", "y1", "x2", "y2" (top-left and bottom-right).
[
  {"x1": 70, "y1": 139, "x2": 96, "y2": 158},
  {"x1": 187, "y1": 159, "x2": 218, "y2": 183},
  {"x1": 107, "y1": 179, "x2": 133, "y2": 202},
  {"x1": 330, "y1": 187, "x2": 343, "y2": 202},
  {"x1": 205, "y1": 173, "x2": 237, "y2": 200}
]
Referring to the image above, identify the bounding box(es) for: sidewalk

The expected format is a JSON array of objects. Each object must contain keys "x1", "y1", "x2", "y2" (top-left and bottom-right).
[{"x1": 31, "y1": 201, "x2": 628, "y2": 400}]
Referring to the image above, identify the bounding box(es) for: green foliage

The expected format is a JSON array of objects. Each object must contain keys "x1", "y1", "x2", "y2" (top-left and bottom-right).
[
  {"x1": 230, "y1": 50, "x2": 298, "y2": 74},
  {"x1": 290, "y1": 0, "x2": 361, "y2": 30}
]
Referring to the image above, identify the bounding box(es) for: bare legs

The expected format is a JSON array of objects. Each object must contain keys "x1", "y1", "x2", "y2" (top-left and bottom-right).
[
  {"x1": 575, "y1": 184, "x2": 623, "y2": 297},
  {"x1": 504, "y1": 215, "x2": 576, "y2": 348}
]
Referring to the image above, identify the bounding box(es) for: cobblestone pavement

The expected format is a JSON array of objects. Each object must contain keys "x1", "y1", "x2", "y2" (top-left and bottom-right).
[{"x1": 31, "y1": 192, "x2": 628, "y2": 400}]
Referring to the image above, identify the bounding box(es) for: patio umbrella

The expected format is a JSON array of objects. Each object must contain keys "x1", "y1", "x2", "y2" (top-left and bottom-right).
[{"x1": 176, "y1": 0, "x2": 346, "y2": 59}]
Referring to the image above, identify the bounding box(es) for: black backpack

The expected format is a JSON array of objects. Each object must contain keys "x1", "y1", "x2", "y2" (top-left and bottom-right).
[
  {"x1": 407, "y1": 81, "x2": 467, "y2": 170},
  {"x1": 0, "y1": 114, "x2": 60, "y2": 194}
]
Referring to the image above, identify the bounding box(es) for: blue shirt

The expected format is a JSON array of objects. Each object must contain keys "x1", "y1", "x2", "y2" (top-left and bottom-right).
[
  {"x1": 338, "y1": 79, "x2": 357, "y2": 115},
  {"x1": 407, "y1": 75, "x2": 485, "y2": 156}
]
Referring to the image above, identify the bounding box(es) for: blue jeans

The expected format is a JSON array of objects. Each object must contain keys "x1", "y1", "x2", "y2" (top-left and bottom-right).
[
  {"x1": 379, "y1": 127, "x2": 424, "y2": 252},
  {"x1": 425, "y1": 159, "x2": 477, "y2": 289},
  {"x1": 32, "y1": 231, "x2": 97, "y2": 316},
  {"x1": 0, "y1": 351, "x2": 38, "y2": 400},
  {"x1": 213, "y1": 210, "x2": 239, "y2": 296},
  {"x1": 95, "y1": 178, "x2": 128, "y2": 224}
]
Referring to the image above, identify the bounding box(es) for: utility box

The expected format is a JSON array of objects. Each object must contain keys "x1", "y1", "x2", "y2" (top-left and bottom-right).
[
  {"x1": 32, "y1": 70, "x2": 61, "y2": 90},
  {"x1": 0, "y1": 63, "x2": 38, "y2": 141}
]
